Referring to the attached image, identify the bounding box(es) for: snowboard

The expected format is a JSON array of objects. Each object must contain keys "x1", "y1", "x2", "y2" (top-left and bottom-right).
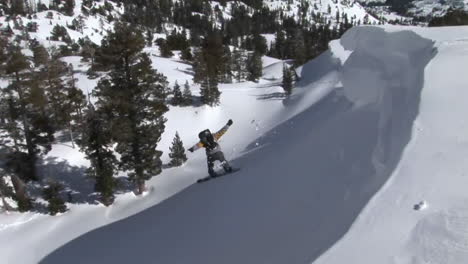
[{"x1": 196, "y1": 168, "x2": 241, "y2": 183}]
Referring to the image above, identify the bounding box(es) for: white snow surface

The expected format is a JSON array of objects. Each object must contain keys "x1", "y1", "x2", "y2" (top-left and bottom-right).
[
  {"x1": 2, "y1": 18, "x2": 468, "y2": 264},
  {"x1": 314, "y1": 25, "x2": 468, "y2": 264}
]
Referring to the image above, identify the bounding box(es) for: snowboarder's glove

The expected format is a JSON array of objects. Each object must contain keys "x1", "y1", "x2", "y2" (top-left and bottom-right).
[
  {"x1": 188, "y1": 147, "x2": 194, "y2": 152},
  {"x1": 227, "y1": 119, "x2": 233, "y2": 126}
]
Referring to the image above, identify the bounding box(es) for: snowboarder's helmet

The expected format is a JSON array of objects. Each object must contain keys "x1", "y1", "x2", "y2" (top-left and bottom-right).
[
  {"x1": 198, "y1": 129, "x2": 215, "y2": 148},
  {"x1": 198, "y1": 129, "x2": 211, "y2": 140}
]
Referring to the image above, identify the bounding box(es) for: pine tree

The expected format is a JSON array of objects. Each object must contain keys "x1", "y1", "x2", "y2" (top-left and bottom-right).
[
  {"x1": 146, "y1": 29, "x2": 154, "y2": 47},
  {"x1": 50, "y1": 0, "x2": 59, "y2": 11},
  {"x1": 180, "y1": 46, "x2": 192, "y2": 61},
  {"x1": 50, "y1": 25, "x2": 71, "y2": 44},
  {"x1": 168, "y1": 132, "x2": 187, "y2": 167},
  {"x1": 192, "y1": 48, "x2": 207, "y2": 84},
  {"x1": 252, "y1": 34, "x2": 268, "y2": 55},
  {"x1": 10, "y1": 0, "x2": 26, "y2": 16},
  {"x1": 3, "y1": 45, "x2": 55, "y2": 183},
  {"x1": 203, "y1": 31, "x2": 224, "y2": 78},
  {"x1": 42, "y1": 58, "x2": 70, "y2": 129},
  {"x1": 93, "y1": 22, "x2": 145, "y2": 71},
  {"x1": 79, "y1": 105, "x2": 116, "y2": 206},
  {"x1": 94, "y1": 23, "x2": 169, "y2": 195},
  {"x1": 0, "y1": 37, "x2": 8, "y2": 66},
  {"x1": 219, "y1": 45, "x2": 232, "y2": 83},
  {"x1": 200, "y1": 75, "x2": 220, "y2": 106},
  {"x1": 232, "y1": 47, "x2": 246, "y2": 82},
  {"x1": 79, "y1": 37, "x2": 96, "y2": 65},
  {"x1": 171, "y1": 81, "x2": 183, "y2": 105},
  {"x1": 64, "y1": 64, "x2": 87, "y2": 147},
  {"x1": 0, "y1": 170, "x2": 15, "y2": 212},
  {"x1": 193, "y1": 48, "x2": 219, "y2": 107},
  {"x1": 291, "y1": 29, "x2": 307, "y2": 66},
  {"x1": 282, "y1": 64, "x2": 294, "y2": 96},
  {"x1": 37, "y1": 0, "x2": 47, "y2": 12},
  {"x1": 182, "y1": 81, "x2": 192, "y2": 106},
  {"x1": 42, "y1": 180, "x2": 67, "y2": 215},
  {"x1": 274, "y1": 30, "x2": 286, "y2": 59},
  {"x1": 247, "y1": 52, "x2": 262, "y2": 82},
  {"x1": 159, "y1": 40, "x2": 173, "y2": 58},
  {"x1": 31, "y1": 43, "x2": 49, "y2": 67},
  {"x1": 64, "y1": 0, "x2": 75, "y2": 16}
]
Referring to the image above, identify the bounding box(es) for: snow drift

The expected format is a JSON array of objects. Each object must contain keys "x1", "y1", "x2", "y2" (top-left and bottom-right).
[
  {"x1": 314, "y1": 25, "x2": 468, "y2": 264},
  {"x1": 41, "y1": 27, "x2": 435, "y2": 264}
]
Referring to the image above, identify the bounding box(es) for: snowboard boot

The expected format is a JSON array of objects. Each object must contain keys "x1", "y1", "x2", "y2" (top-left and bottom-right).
[
  {"x1": 208, "y1": 168, "x2": 218, "y2": 178},
  {"x1": 222, "y1": 162, "x2": 233, "y2": 173}
]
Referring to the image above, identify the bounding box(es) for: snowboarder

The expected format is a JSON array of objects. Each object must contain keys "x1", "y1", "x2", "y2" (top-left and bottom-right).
[{"x1": 188, "y1": 120, "x2": 233, "y2": 177}]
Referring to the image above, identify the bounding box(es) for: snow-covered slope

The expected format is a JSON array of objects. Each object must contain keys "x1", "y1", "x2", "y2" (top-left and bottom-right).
[
  {"x1": 409, "y1": 0, "x2": 468, "y2": 17},
  {"x1": 265, "y1": 0, "x2": 381, "y2": 25},
  {"x1": 0, "y1": 0, "x2": 121, "y2": 46},
  {"x1": 40, "y1": 25, "x2": 468, "y2": 264},
  {"x1": 3, "y1": 2, "x2": 468, "y2": 262},
  {"x1": 314, "y1": 25, "x2": 468, "y2": 264},
  {"x1": 0, "y1": 55, "x2": 289, "y2": 264}
]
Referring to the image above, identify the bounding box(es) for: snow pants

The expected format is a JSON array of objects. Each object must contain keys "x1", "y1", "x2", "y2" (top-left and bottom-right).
[{"x1": 207, "y1": 151, "x2": 232, "y2": 176}]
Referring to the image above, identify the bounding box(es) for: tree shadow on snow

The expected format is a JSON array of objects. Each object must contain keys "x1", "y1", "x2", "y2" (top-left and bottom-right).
[
  {"x1": 34, "y1": 157, "x2": 134, "y2": 206},
  {"x1": 175, "y1": 67, "x2": 194, "y2": 76},
  {"x1": 34, "y1": 157, "x2": 95, "y2": 204},
  {"x1": 256, "y1": 92, "x2": 287, "y2": 101}
]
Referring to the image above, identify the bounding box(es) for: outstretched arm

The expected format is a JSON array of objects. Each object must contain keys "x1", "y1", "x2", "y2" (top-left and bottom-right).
[
  {"x1": 213, "y1": 119, "x2": 233, "y2": 140},
  {"x1": 188, "y1": 142, "x2": 204, "y2": 152}
]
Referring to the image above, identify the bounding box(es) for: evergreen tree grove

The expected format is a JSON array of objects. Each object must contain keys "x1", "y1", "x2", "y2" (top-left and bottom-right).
[{"x1": 3, "y1": 45, "x2": 55, "y2": 183}]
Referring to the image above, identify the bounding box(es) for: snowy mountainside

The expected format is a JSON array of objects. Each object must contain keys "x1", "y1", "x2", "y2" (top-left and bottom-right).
[
  {"x1": 0, "y1": 0, "x2": 291, "y2": 258},
  {"x1": 0, "y1": 54, "x2": 287, "y2": 264},
  {"x1": 355, "y1": 0, "x2": 468, "y2": 27},
  {"x1": 0, "y1": 0, "x2": 121, "y2": 46},
  {"x1": 195, "y1": 0, "x2": 381, "y2": 26},
  {"x1": 409, "y1": 0, "x2": 468, "y2": 17},
  {"x1": 2, "y1": 1, "x2": 468, "y2": 264},
  {"x1": 39, "y1": 25, "x2": 468, "y2": 264},
  {"x1": 264, "y1": 0, "x2": 381, "y2": 25},
  {"x1": 41, "y1": 25, "x2": 468, "y2": 264}
]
